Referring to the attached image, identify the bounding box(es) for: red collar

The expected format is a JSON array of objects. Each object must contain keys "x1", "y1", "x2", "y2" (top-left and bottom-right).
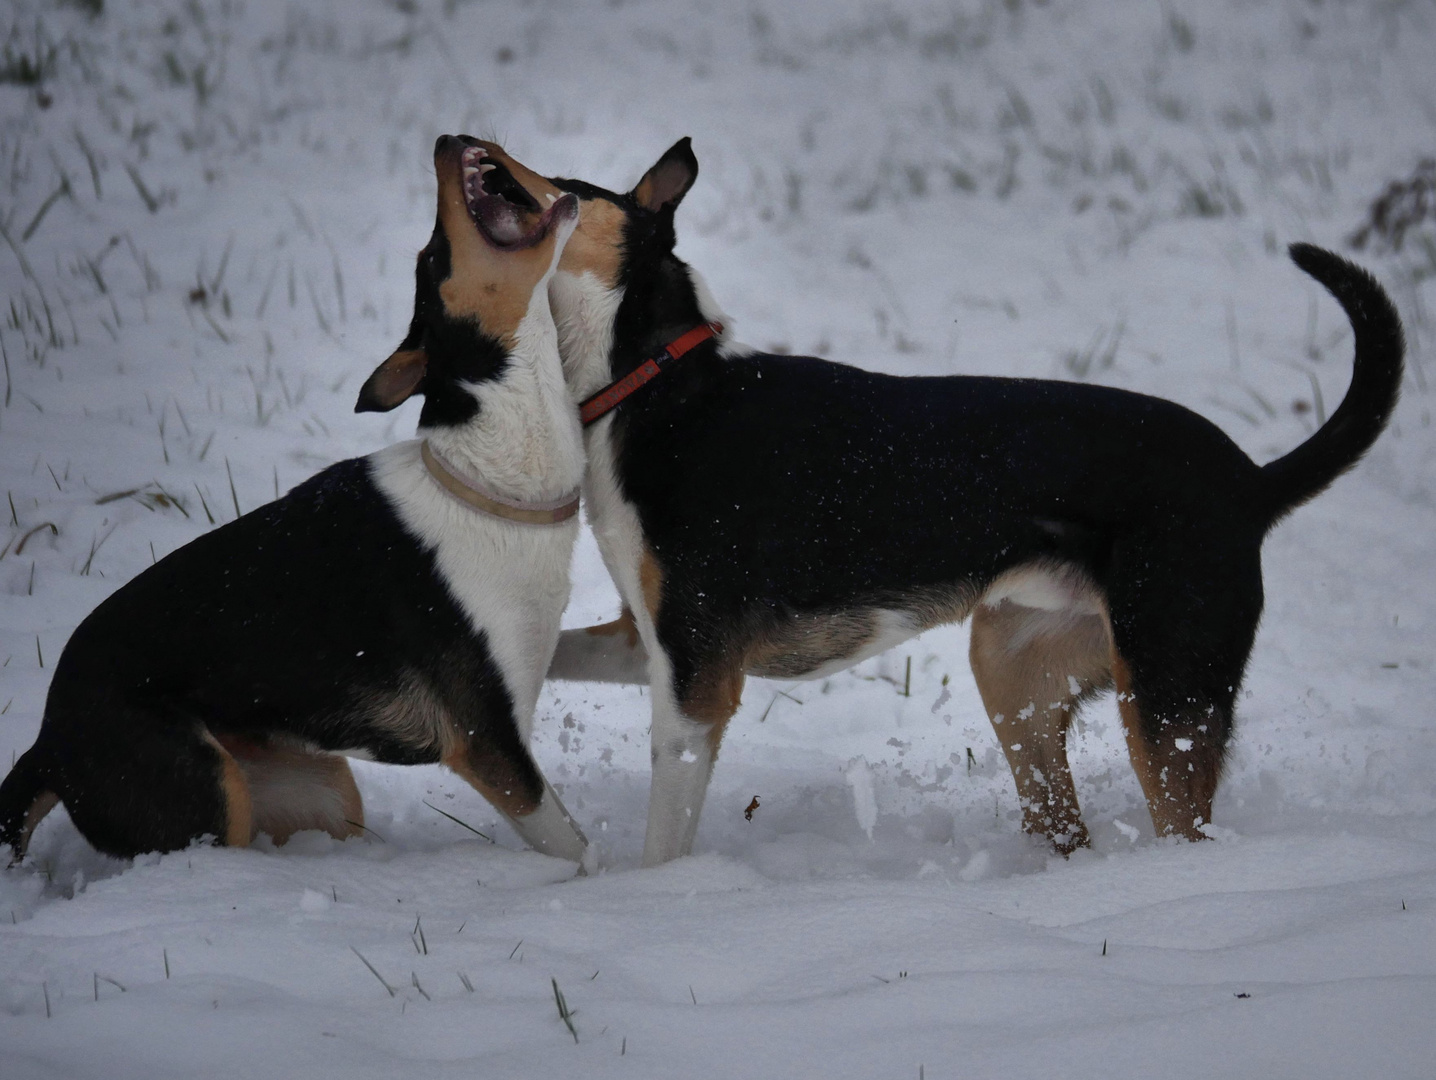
[{"x1": 578, "y1": 321, "x2": 723, "y2": 426}]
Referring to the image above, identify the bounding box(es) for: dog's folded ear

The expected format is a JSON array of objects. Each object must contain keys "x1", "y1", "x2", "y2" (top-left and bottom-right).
[
  {"x1": 632, "y1": 137, "x2": 698, "y2": 214},
  {"x1": 355, "y1": 348, "x2": 427, "y2": 413}
]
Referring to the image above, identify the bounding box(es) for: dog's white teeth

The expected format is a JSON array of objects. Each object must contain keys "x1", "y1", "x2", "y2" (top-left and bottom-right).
[
  {"x1": 544, "y1": 193, "x2": 556, "y2": 204},
  {"x1": 479, "y1": 162, "x2": 497, "y2": 175},
  {"x1": 463, "y1": 165, "x2": 478, "y2": 180}
]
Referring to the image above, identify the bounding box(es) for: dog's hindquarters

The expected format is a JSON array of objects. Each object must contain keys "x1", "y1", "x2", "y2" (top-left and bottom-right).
[
  {"x1": 2, "y1": 707, "x2": 255, "y2": 860},
  {"x1": 0, "y1": 741, "x2": 60, "y2": 863}
]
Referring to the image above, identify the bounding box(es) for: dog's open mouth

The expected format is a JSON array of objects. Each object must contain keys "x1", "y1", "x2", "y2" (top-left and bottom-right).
[{"x1": 460, "y1": 145, "x2": 554, "y2": 249}]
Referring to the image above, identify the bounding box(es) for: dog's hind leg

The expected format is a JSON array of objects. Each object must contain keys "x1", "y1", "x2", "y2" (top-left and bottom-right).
[
  {"x1": 1111, "y1": 655, "x2": 1231, "y2": 840},
  {"x1": 0, "y1": 743, "x2": 61, "y2": 863},
  {"x1": 44, "y1": 715, "x2": 253, "y2": 857},
  {"x1": 1106, "y1": 535, "x2": 1262, "y2": 840},
  {"x1": 216, "y1": 737, "x2": 363, "y2": 845},
  {"x1": 547, "y1": 608, "x2": 650, "y2": 684},
  {"x1": 969, "y1": 600, "x2": 1113, "y2": 854}
]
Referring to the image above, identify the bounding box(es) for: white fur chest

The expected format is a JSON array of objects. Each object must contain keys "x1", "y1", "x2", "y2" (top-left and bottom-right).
[{"x1": 370, "y1": 442, "x2": 577, "y2": 738}]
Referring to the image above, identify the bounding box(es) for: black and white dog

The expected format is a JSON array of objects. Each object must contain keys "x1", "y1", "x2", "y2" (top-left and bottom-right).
[
  {"x1": 0, "y1": 136, "x2": 591, "y2": 869},
  {"x1": 470, "y1": 138, "x2": 1402, "y2": 866}
]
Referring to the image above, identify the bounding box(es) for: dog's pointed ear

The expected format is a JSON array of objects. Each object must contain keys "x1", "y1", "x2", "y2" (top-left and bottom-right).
[
  {"x1": 355, "y1": 347, "x2": 427, "y2": 413},
  {"x1": 632, "y1": 137, "x2": 698, "y2": 213}
]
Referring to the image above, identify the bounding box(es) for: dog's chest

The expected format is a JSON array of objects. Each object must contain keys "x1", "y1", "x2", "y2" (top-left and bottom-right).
[{"x1": 370, "y1": 442, "x2": 577, "y2": 731}]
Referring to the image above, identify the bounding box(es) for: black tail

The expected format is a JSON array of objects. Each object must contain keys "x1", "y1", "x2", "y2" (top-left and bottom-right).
[
  {"x1": 0, "y1": 743, "x2": 56, "y2": 864},
  {"x1": 1262, "y1": 244, "x2": 1404, "y2": 523}
]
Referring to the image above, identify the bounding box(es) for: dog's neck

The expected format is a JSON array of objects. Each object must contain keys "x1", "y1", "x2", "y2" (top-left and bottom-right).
[
  {"x1": 551, "y1": 269, "x2": 626, "y2": 403},
  {"x1": 423, "y1": 282, "x2": 583, "y2": 503},
  {"x1": 550, "y1": 264, "x2": 741, "y2": 410}
]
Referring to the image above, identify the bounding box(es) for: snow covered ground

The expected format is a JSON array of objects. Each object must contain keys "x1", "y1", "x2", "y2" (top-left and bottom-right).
[{"x1": 2, "y1": 1, "x2": 1434, "y2": 1075}]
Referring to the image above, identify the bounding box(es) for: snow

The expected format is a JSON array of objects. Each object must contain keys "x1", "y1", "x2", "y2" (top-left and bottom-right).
[{"x1": 2, "y1": 0, "x2": 1434, "y2": 1075}]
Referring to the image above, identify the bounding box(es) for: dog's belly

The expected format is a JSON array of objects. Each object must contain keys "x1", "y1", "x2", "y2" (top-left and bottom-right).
[
  {"x1": 745, "y1": 608, "x2": 922, "y2": 680},
  {"x1": 742, "y1": 563, "x2": 1103, "y2": 681}
]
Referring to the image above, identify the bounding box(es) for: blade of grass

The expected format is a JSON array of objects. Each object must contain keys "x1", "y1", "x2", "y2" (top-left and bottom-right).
[
  {"x1": 224, "y1": 458, "x2": 241, "y2": 518},
  {"x1": 13, "y1": 522, "x2": 56, "y2": 555},
  {"x1": 344, "y1": 819, "x2": 385, "y2": 843},
  {"x1": 421, "y1": 799, "x2": 494, "y2": 843},
  {"x1": 350, "y1": 947, "x2": 395, "y2": 997},
  {"x1": 551, "y1": 978, "x2": 578, "y2": 1043},
  {"x1": 21, "y1": 175, "x2": 72, "y2": 243},
  {"x1": 193, "y1": 483, "x2": 215, "y2": 525}
]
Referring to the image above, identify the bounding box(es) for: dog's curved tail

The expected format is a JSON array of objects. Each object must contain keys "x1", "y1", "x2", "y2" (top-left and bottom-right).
[
  {"x1": 0, "y1": 742, "x2": 60, "y2": 865},
  {"x1": 1262, "y1": 244, "x2": 1404, "y2": 525}
]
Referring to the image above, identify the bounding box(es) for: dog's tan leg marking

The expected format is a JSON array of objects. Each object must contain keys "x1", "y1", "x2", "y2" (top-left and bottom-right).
[
  {"x1": 215, "y1": 737, "x2": 362, "y2": 845},
  {"x1": 204, "y1": 733, "x2": 254, "y2": 848},
  {"x1": 442, "y1": 748, "x2": 540, "y2": 820},
  {"x1": 16, "y1": 790, "x2": 60, "y2": 856},
  {"x1": 310, "y1": 755, "x2": 363, "y2": 839},
  {"x1": 640, "y1": 543, "x2": 742, "y2": 755},
  {"x1": 639, "y1": 547, "x2": 664, "y2": 624},
  {"x1": 969, "y1": 601, "x2": 1112, "y2": 854},
  {"x1": 443, "y1": 744, "x2": 588, "y2": 865},
  {"x1": 683, "y1": 658, "x2": 746, "y2": 754},
  {"x1": 1111, "y1": 656, "x2": 1218, "y2": 841}
]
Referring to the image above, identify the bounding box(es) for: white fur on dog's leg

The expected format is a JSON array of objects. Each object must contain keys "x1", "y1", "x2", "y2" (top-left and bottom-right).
[
  {"x1": 506, "y1": 778, "x2": 590, "y2": 870},
  {"x1": 641, "y1": 697, "x2": 717, "y2": 867},
  {"x1": 547, "y1": 626, "x2": 649, "y2": 684}
]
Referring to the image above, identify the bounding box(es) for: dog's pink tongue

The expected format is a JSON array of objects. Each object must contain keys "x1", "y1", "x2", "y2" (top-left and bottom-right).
[{"x1": 477, "y1": 199, "x2": 524, "y2": 245}]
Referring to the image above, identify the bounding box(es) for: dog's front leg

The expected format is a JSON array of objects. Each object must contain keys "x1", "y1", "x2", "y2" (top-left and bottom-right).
[
  {"x1": 444, "y1": 740, "x2": 591, "y2": 871},
  {"x1": 503, "y1": 776, "x2": 594, "y2": 873},
  {"x1": 641, "y1": 648, "x2": 744, "y2": 867}
]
